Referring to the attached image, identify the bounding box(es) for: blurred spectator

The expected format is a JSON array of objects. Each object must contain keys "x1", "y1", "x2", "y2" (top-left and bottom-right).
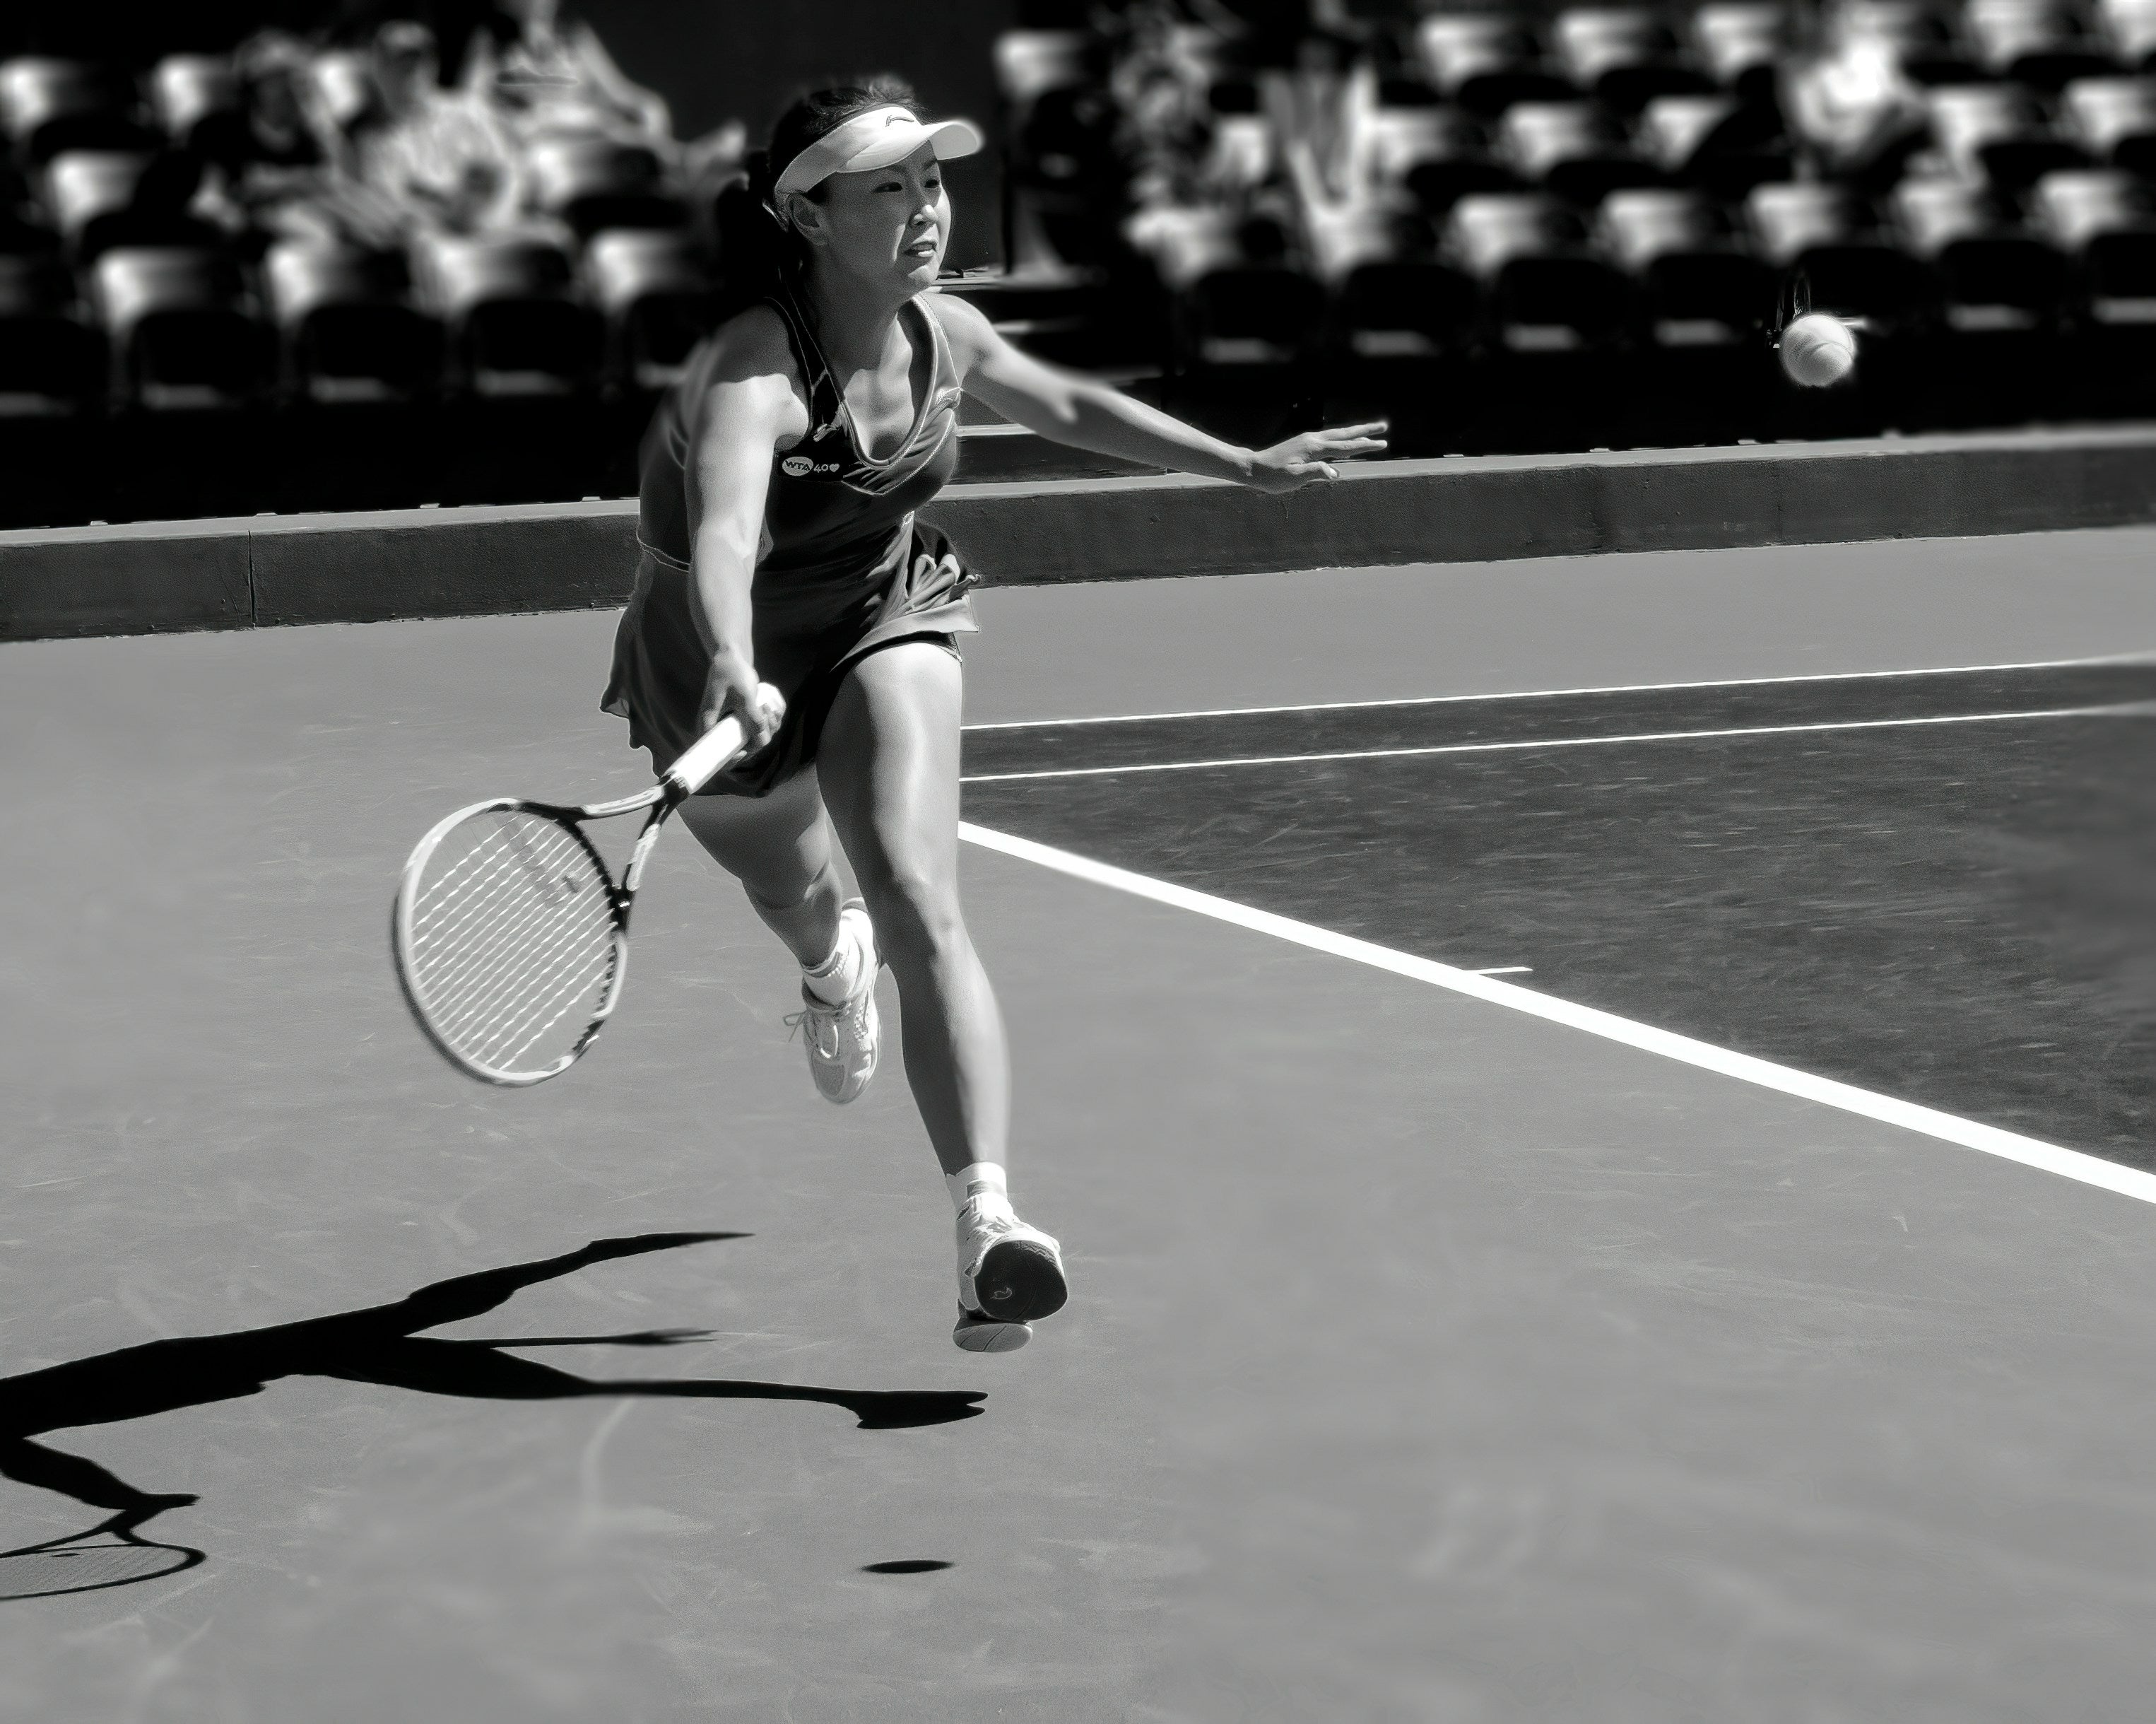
[
  {"x1": 1261, "y1": 29, "x2": 1379, "y2": 211},
  {"x1": 458, "y1": 0, "x2": 669, "y2": 147},
  {"x1": 1112, "y1": 3, "x2": 1220, "y2": 210},
  {"x1": 360, "y1": 20, "x2": 525, "y2": 236},
  {"x1": 1187, "y1": 0, "x2": 1367, "y2": 66},
  {"x1": 457, "y1": 0, "x2": 744, "y2": 189},
  {"x1": 228, "y1": 33, "x2": 343, "y2": 175},
  {"x1": 1781, "y1": 1, "x2": 1933, "y2": 186},
  {"x1": 191, "y1": 31, "x2": 406, "y2": 252},
  {"x1": 1112, "y1": 0, "x2": 1381, "y2": 255}
]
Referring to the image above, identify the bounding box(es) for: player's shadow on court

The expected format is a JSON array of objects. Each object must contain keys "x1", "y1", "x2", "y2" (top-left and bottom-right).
[{"x1": 0, "y1": 1233, "x2": 982, "y2": 1595}]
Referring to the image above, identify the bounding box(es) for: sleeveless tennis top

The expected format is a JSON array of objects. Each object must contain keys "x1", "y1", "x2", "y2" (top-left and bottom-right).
[
  {"x1": 604, "y1": 285, "x2": 977, "y2": 795},
  {"x1": 635, "y1": 286, "x2": 964, "y2": 585}
]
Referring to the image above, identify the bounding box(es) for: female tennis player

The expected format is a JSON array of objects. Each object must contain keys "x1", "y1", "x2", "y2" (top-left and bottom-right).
[{"x1": 603, "y1": 78, "x2": 1385, "y2": 1352}]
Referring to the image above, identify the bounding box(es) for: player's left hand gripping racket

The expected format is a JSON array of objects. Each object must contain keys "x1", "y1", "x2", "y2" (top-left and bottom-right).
[{"x1": 391, "y1": 717, "x2": 748, "y2": 1086}]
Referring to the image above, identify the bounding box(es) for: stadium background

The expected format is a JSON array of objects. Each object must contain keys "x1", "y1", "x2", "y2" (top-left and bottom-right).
[{"x1": 4, "y1": 0, "x2": 2155, "y2": 530}]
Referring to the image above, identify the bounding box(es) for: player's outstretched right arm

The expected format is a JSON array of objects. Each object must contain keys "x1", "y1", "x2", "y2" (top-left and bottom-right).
[
  {"x1": 683, "y1": 309, "x2": 811, "y2": 751},
  {"x1": 930, "y1": 293, "x2": 1386, "y2": 493}
]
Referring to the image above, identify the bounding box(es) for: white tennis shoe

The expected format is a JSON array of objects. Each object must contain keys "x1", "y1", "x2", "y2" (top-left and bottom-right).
[
  {"x1": 954, "y1": 1200, "x2": 1066, "y2": 1349},
  {"x1": 785, "y1": 900, "x2": 879, "y2": 1104}
]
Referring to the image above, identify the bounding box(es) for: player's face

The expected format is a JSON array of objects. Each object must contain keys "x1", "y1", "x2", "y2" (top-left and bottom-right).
[{"x1": 810, "y1": 143, "x2": 951, "y2": 291}]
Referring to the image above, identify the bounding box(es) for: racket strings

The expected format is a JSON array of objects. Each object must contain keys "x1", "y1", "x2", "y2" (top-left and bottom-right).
[
  {"x1": 416, "y1": 822, "x2": 611, "y2": 1022},
  {"x1": 406, "y1": 812, "x2": 620, "y2": 1074},
  {"x1": 420, "y1": 833, "x2": 605, "y2": 1026},
  {"x1": 415, "y1": 827, "x2": 599, "y2": 1014},
  {"x1": 0, "y1": 1542, "x2": 192, "y2": 1600},
  {"x1": 415, "y1": 820, "x2": 588, "y2": 960},
  {"x1": 420, "y1": 864, "x2": 613, "y2": 1066}
]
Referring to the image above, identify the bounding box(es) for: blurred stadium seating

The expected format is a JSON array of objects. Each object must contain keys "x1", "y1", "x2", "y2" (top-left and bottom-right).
[{"x1": 3, "y1": 1, "x2": 2155, "y2": 526}]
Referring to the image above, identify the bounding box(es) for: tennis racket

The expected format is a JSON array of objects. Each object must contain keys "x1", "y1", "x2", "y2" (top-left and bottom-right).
[{"x1": 391, "y1": 716, "x2": 749, "y2": 1086}]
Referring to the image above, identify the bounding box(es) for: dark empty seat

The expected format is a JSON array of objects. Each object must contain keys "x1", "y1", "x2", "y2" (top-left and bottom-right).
[
  {"x1": 1447, "y1": 190, "x2": 1632, "y2": 346},
  {"x1": 1498, "y1": 100, "x2": 1663, "y2": 203},
  {"x1": 1205, "y1": 76, "x2": 1262, "y2": 116},
  {"x1": 0, "y1": 59, "x2": 148, "y2": 167},
  {"x1": 1016, "y1": 74, "x2": 1123, "y2": 176},
  {"x1": 1305, "y1": 203, "x2": 1479, "y2": 355},
  {"x1": 1597, "y1": 185, "x2": 1772, "y2": 341},
  {"x1": 2099, "y1": 0, "x2": 2156, "y2": 66},
  {"x1": 1553, "y1": 7, "x2": 1715, "y2": 112},
  {"x1": 1892, "y1": 175, "x2": 2069, "y2": 325},
  {"x1": 1692, "y1": 3, "x2": 1795, "y2": 101},
  {"x1": 582, "y1": 228, "x2": 714, "y2": 389},
  {"x1": 1926, "y1": 83, "x2": 2088, "y2": 192},
  {"x1": 2062, "y1": 74, "x2": 2156, "y2": 170},
  {"x1": 1361, "y1": 104, "x2": 1514, "y2": 211},
  {"x1": 148, "y1": 55, "x2": 247, "y2": 161},
  {"x1": 0, "y1": 184, "x2": 57, "y2": 258},
  {"x1": 42, "y1": 149, "x2": 216, "y2": 263},
  {"x1": 994, "y1": 28, "x2": 1104, "y2": 103},
  {"x1": 1375, "y1": 75, "x2": 1446, "y2": 108},
  {"x1": 1140, "y1": 206, "x2": 1326, "y2": 365},
  {"x1": 0, "y1": 250, "x2": 105, "y2": 414},
  {"x1": 1415, "y1": 14, "x2": 1574, "y2": 117},
  {"x1": 307, "y1": 51, "x2": 379, "y2": 136},
  {"x1": 43, "y1": 149, "x2": 146, "y2": 245},
  {"x1": 2032, "y1": 167, "x2": 2156, "y2": 316},
  {"x1": 995, "y1": 30, "x2": 1121, "y2": 269},
  {"x1": 936, "y1": 266, "x2": 1144, "y2": 371},
  {"x1": 1639, "y1": 92, "x2": 1792, "y2": 197},
  {"x1": 1964, "y1": 0, "x2": 2119, "y2": 88},
  {"x1": 262, "y1": 242, "x2": 440, "y2": 403},
  {"x1": 1203, "y1": 112, "x2": 1278, "y2": 191},
  {"x1": 1838, "y1": 0, "x2": 1981, "y2": 83},
  {"x1": 416, "y1": 234, "x2": 600, "y2": 395},
  {"x1": 1746, "y1": 180, "x2": 1937, "y2": 319},
  {"x1": 90, "y1": 246, "x2": 266, "y2": 409},
  {"x1": 1185, "y1": 263, "x2": 1327, "y2": 365},
  {"x1": 523, "y1": 137, "x2": 683, "y2": 237}
]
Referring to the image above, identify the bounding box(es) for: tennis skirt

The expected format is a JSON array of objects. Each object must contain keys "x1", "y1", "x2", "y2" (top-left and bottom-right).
[{"x1": 601, "y1": 517, "x2": 979, "y2": 798}]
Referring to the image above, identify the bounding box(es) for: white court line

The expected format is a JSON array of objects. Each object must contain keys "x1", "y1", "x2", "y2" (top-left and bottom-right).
[
  {"x1": 961, "y1": 703, "x2": 2148, "y2": 784},
  {"x1": 958, "y1": 822, "x2": 2156, "y2": 1207},
  {"x1": 1470, "y1": 966, "x2": 1533, "y2": 975},
  {"x1": 961, "y1": 652, "x2": 2156, "y2": 732}
]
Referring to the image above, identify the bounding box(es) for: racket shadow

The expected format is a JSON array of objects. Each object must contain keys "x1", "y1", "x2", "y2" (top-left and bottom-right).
[
  {"x1": 1, "y1": 1232, "x2": 986, "y2": 1600},
  {"x1": 0, "y1": 1509, "x2": 206, "y2": 1602}
]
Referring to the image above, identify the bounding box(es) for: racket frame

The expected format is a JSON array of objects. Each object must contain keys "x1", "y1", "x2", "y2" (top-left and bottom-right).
[
  {"x1": 391, "y1": 715, "x2": 747, "y2": 1086},
  {"x1": 0, "y1": 1527, "x2": 204, "y2": 1600}
]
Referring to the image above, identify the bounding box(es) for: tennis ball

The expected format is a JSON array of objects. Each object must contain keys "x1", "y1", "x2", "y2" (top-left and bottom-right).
[{"x1": 1778, "y1": 312, "x2": 1858, "y2": 387}]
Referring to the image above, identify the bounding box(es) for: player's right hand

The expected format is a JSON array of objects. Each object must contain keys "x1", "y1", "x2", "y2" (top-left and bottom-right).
[
  {"x1": 1242, "y1": 421, "x2": 1390, "y2": 493},
  {"x1": 700, "y1": 655, "x2": 786, "y2": 754}
]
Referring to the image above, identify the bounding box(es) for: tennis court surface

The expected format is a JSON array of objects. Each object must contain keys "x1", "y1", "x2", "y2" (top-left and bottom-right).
[{"x1": 4, "y1": 527, "x2": 2155, "y2": 1721}]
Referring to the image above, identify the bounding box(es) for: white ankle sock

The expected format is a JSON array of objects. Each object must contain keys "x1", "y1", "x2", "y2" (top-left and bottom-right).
[
  {"x1": 801, "y1": 912, "x2": 865, "y2": 1005},
  {"x1": 946, "y1": 1161, "x2": 1011, "y2": 1218}
]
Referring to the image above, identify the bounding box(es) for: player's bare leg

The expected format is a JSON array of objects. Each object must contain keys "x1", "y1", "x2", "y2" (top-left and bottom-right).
[
  {"x1": 819, "y1": 641, "x2": 1066, "y2": 1349},
  {"x1": 676, "y1": 769, "x2": 844, "y2": 966},
  {"x1": 676, "y1": 768, "x2": 880, "y2": 1101}
]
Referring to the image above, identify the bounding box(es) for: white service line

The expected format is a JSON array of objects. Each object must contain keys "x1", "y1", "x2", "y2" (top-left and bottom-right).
[
  {"x1": 958, "y1": 822, "x2": 2156, "y2": 1208},
  {"x1": 960, "y1": 652, "x2": 2156, "y2": 732},
  {"x1": 961, "y1": 703, "x2": 2148, "y2": 784}
]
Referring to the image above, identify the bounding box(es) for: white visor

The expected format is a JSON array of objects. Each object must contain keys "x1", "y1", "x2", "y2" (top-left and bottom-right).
[{"x1": 771, "y1": 105, "x2": 983, "y2": 198}]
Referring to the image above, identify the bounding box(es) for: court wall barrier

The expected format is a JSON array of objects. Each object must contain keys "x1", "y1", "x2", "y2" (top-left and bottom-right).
[{"x1": 4, "y1": 426, "x2": 2154, "y2": 642}]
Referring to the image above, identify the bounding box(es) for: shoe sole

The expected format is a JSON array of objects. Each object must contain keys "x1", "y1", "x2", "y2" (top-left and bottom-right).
[
  {"x1": 972, "y1": 1238, "x2": 1068, "y2": 1323},
  {"x1": 953, "y1": 1312, "x2": 1032, "y2": 1353}
]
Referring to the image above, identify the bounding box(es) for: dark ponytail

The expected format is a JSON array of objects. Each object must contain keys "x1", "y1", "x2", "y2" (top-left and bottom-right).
[{"x1": 712, "y1": 76, "x2": 925, "y2": 320}]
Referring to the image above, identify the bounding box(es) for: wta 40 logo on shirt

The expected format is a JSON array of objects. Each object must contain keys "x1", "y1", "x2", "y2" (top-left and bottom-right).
[{"x1": 782, "y1": 453, "x2": 843, "y2": 478}]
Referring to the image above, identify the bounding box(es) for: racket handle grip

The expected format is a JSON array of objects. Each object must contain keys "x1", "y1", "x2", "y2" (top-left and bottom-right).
[{"x1": 664, "y1": 715, "x2": 749, "y2": 797}]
